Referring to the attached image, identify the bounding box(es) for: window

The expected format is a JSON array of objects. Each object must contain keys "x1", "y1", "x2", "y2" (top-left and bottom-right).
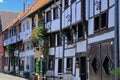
[
  {"x1": 57, "y1": 33, "x2": 62, "y2": 46},
  {"x1": 66, "y1": 58, "x2": 72, "y2": 71},
  {"x1": 14, "y1": 26, "x2": 17, "y2": 35},
  {"x1": 78, "y1": 23, "x2": 84, "y2": 39},
  {"x1": 26, "y1": 21, "x2": 30, "y2": 30},
  {"x1": 53, "y1": 7, "x2": 58, "y2": 19},
  {"x1": 101, "y1": 12, "x2": 107, "y2": 29},
  {"x1": 46, "y1": 11, "x2": 51, "y2": 22},
  {"x1": 64, "y1": 0, "x2": 68, "y2": 9},
  {"x1": 49, "y1": 34, "x2": 56, "y2": 47},
  {"x1": 48, "y1": 56, "x2": 54, "y2": 70},
  {"x1": 65, "y1": 29, "x2": 73, "y2": 43},
  {"x1": 94, "y1": 16, "x2": 100, "y2": 31},
  {"x1": 32, "y1": 17, "x2": 35, "y2": 29},
  {"x1": 58, "y1": 59, "x2": 62, "y2": 73},
  {"x1": 22, "y1": 23, "x2": 25, "y2": 31},
  {"x1": 94, "y1": 12, "x2": 108, "y2": 32}
]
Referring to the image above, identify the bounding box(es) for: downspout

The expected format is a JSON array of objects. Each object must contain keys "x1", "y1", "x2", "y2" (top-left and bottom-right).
[{"x1": 114, "y1": 0, "x2": 119, "y2": 80}]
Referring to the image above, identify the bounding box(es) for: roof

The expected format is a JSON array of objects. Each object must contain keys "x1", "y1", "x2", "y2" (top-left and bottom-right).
[
  {"x1": 21, "y1": 0, "x2": 50, "y2": 19},
  {"x1": 4, "y1": 0, "x2": 51, "y2": 30},
  {"x1": 0, "y1": 11, "x2": 18, "y2": 31}
]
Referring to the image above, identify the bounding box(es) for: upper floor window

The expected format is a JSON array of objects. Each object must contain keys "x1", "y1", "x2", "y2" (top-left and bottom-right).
[
  {"x1": 78, "y1": 23, "x2": 84, "y2": 39},
  {"x1": 46, "y1": 11, "x2": 51, "y2": 22},
  {"x1": 26, "y1": 21, "x2": 30, "y2": 30},
  {"x1": 57, "y1": 33, "x2": 62, "y2": 46},
  {"x1": 22, "y1": 23, "x2": 25, "y2": 31},
  {"x1": 14, "y1": 26, "x2": 17, "y2": 35},
  {"x1": 64, "y1": 0, "x2": 69, "y2": 9},
  {"x1": 49, "y1": 33, "x2": 56, "y2": 47},
  {"x1": 94, "y1": 12, "x2": 107, "y2": 32},
  {"x1": 53, "y1": 7, "x2": 58, "y2": 19}
]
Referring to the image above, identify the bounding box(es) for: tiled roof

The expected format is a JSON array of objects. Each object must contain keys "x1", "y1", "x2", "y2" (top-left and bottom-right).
[
  {"x1": 5, "y1": 0, "x2": 50, "y2": 30},
  {"x1": 0, "y1": 11, "x2": 18, "y2": 31},
  {"x1": 21, "y1": 0, "x2": 50, "y2": 19}
]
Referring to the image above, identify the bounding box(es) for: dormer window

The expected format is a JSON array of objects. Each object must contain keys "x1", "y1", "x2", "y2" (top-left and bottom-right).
[{"x1": 46, "y1": 11, "x2": 51, "y2": 22}]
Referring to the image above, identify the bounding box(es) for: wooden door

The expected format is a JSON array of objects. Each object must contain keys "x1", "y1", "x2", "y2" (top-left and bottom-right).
[{"x1": 89, "y1": 41, "x2": 114, "y2": 80}]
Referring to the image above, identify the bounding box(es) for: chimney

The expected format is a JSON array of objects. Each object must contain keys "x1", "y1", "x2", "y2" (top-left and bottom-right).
[{"x1": 24, "y1": 1, "x2": 29, "y2": 11}]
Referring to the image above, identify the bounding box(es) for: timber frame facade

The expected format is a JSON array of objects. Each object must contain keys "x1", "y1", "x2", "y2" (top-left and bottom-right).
[{"x1": 0, "y1": 0, "x2": 119, "y2": 80}]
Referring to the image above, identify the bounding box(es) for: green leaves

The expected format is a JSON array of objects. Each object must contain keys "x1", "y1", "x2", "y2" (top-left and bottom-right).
[
  {"x1": 109, "y1": 67, "x2": 120, "y2": 77},
  {"x1": 32, "y1": 26, "x2": 45, "y2": 46},
  {"x1": 6, "y1": 45, "x2": 13, "y2": 56}
]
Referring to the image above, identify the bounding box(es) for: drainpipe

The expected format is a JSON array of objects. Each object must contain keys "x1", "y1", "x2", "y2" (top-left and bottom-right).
[{"x1": 114, "y1": 0, "x2": 119, "y2": 80}]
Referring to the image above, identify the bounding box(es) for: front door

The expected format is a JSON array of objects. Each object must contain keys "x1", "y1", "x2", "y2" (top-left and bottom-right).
[
  {"x1": 80, "y1": 57, "x2": 86, "y2": 80},
  {"x1": 89, "y1": 41, "x2": 114, "y2": 80}
]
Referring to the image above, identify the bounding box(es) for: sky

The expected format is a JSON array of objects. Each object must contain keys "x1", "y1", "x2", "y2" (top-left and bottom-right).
[{"x1": 0, "y1": 0, "x2": 34, "y2": 12}]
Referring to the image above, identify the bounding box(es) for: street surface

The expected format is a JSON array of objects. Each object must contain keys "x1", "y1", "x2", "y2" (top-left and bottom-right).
[{"x1": 0, "y1": 73, "x2": 27, "y2": 80}]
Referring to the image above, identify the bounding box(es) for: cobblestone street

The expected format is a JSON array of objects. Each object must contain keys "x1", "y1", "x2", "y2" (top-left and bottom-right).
[{"x1": 0, "y1": 73, "x2": 28, "y2": 80}]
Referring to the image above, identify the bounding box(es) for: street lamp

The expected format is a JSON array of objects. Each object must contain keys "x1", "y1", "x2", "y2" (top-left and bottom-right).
[{"x1": 39, "y1": 38, "x2": 44, "y2": 80}]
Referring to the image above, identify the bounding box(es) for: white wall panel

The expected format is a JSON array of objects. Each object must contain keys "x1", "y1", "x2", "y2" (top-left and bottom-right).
[
  {"x1": 73, "y1": 57, "x2": 75, "y2": 75},
  {"x1": 101, "y1": 0, "x2": 108, "y2": 11},
  {"x1": 109, "y1": 0, "x2": 115, "y2": 7},
  {"x1": 55, "y1": 59, "x2": 58, "y2": 76},
  {"x1": 94, "y1": 0, "x2": 100, "y2": 15},
  {"x1": 88, "y1": 31, "x2": 114, "y2": 44},
  {"x1": 88, "y1": 18, "x2": 94, "y2": 35},
  {"x1": 65, "y1": 48, "x2": 75, "y2": 57},
  {"x1": 49, "y1": 48, "x2": 55, "y2": 55},
  {"x1": 76, "y1": 41, "x2": 87, "y2": 53},
  {"x1": 55, "y1": 46, "x2": 63, "y2": 58},
  {"x1": 90, "y1": 0, "x2": 93, "y2": 17},
  {"x1": 86, "y1": 0, "x2": 89, "y2": 20},
  {"x1": 72, "y1": 3, "x2": 76, "y2": 24},
  {"x1": 51, "y1": 19, "x2": 60, "y2": 31},
  {"x1": 108, "y1": 6, "x2": 115, "y2": 28},
  {"x1": 76, "y1": 2, "x2": 81, "y2": 22}
]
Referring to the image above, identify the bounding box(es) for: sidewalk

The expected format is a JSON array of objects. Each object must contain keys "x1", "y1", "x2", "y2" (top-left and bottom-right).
[{"x1": 0, "y1": 73, "x2": 28, "y2": 80}]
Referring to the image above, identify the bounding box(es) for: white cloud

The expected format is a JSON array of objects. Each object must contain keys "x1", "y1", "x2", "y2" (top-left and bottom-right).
[{"x1": 0, "y1": 0, "x2": 3, "y2": 3}]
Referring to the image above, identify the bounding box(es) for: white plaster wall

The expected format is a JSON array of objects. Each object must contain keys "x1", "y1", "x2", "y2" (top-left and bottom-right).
[
  {"x1": 77, "y1": 41, "x2": 87, "y2": 53},
  {"x1": 55, "y1": 46, "x2": 63, "y2": 58},
  {"x1": 108, "y1": 6, "x2": 115, "y2": 28},
  {"x1": 101, "y1": 0, "x2": 108, "y2": 11},
  {"x1": 90, "y1": 0, "x2": 93, "y2": 17},
  {"x1": 109, "y1": 0, "x2": 115, "y2": 7},
  {"x1": 88, "y1": 18, "x2": 94, "y2": 35},
  {"x1": 88, "y1": 31, "x2": 114, "y2": 44},
  {"x1": 49, "y1": 48, "x2": 55, "y2": 55},
  {"x1": 72, "y1": 3, "x2": 76, "y2": 24},
  {"x1": 45, "y1": 22, "x2": 51, "y2": 32},
  {"x1": 65, "y1": 48, "x2": 75, "y2": 57},
  {"x1": 64, "y1": 58, "x2": 67, "y2": 73},
  {"x1": 76, "y1": 2, "x2": 81, "y2": 22},
  {"x1": 86, "y1": 0, "x2": 89, "y2": 20},
  {"x1": 94, "y1": 0, "x2": 100, "y2": 15},
  {"x1": 54, "y1": 59, "x2": 58, "y2": 76},
  {"x1": 73, "y1": 57, "x2": 75, "y2": 75},
  {"x1": 51, "y1": 19, "x2": 60, "y2": 31}
]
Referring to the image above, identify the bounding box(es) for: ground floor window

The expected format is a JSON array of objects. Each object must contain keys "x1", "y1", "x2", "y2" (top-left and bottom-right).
[
  {"x1": 66, "y1": 58, "x2": 73, "y2": 72},
  {"x1": 58, "y1": 59, "x2": 62, "y2": 73}
]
